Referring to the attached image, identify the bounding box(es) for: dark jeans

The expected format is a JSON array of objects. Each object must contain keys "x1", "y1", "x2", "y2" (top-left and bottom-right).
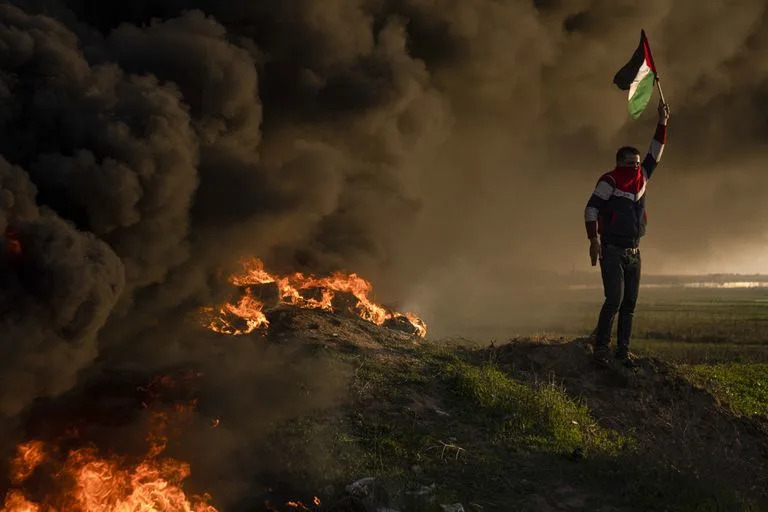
[{"x1": 595, "y1": 244, "x2": 641, "y2": 355}]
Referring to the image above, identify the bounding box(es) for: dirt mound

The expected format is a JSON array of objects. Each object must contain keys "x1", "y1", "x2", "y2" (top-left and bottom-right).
[
  {"x1": 488, "y1": 338, "x2": 768, "y2": 503},
  {"x1": 222, "y1": 308, "x2": 768, "y2": 508},
  {"x1": 263, "y1": 305, "x2": 423, "y2": 352}
]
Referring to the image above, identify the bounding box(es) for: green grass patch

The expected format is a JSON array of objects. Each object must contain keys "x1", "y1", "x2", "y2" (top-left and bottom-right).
[
  {"x1": 683, "y1": 363, "x2": 768, "y2": 416},
  {"x1": 258, "y1": 342, "x2": 762, "y2": 511},
  {"x1": 632, "y1": 339, "x2": 768, "y2": 364},
  {"x1": 448, "y1": 362, "x2": 631, "y2": 455}
]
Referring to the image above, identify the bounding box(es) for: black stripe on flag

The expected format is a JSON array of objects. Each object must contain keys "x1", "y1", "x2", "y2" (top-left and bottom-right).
[{"x1": 613, "y1": 30, "x2": 647, "y2": 91}]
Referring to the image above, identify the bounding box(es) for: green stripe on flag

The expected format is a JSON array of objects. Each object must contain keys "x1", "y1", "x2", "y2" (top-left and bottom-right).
[{"x1": 628, "y1": 72, "x2": 656, "y2": 119}]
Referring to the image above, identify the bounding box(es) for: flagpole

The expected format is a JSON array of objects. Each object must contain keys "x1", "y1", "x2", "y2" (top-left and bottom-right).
[{"x1": 655, "y1": 76, "x2": 667, "y2": 106}]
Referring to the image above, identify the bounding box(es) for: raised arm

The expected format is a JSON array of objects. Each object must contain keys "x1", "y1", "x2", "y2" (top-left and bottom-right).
[{"x1": 642, "y1": 99, "x2": 670, "y2": 180}]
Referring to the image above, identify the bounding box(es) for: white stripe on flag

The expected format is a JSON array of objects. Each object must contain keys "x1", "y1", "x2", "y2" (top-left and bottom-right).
[{"x1": 628, "y1": 60, "x2": 653, "y2": 101}]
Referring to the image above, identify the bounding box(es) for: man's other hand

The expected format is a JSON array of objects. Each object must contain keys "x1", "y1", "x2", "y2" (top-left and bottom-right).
[
  {"x1": 658, "y1": 98, "x2": 670, "y2": 125},
  {"x1": 589, "y1": 238, "x2": 601, "y2": 266}
]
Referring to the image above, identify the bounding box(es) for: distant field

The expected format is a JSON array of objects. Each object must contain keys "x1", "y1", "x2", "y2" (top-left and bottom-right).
[
  {"x1": 432, "y1": 279, "x2": 768, "y2": 355},
  {"x1": 552, "y1": 286, "x2": 768, "y2": 363},
  {"x1": 456, "y1": 283, "x2": 763, "y2": 345}
]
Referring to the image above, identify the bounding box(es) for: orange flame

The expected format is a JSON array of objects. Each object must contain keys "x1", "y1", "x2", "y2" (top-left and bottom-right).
[
  {"x1": 68, "y1": 447, "x2": 216, "y2": 512},
  {"x1": 202, "y1": 289, "x2": 269, "y2": 335},
  {"x1": 6, "y1": 438, "x2": 219, "y2": 512},
  {"x1": 2, "y1": 443, "x2": 218, "y2": 512},
  {"x1": 9, "y1": 442, "x2": 45, "y2": 485},
  {"x1": 3, "y1": 384, "x2": 217, "y2": 512},
  {"x1": 2, "y1": 490, "x2": 38, "y2": 512},
  {"x1": 204, "y1": 258, "x2": 427, "y2": 337},
  {"x1": 3, "y1": 227, "x2": 22, "y2": 259},
  {"x1": 282, "y1": 496, "x2": 321, "y2": 511},
  {"x1": 403, "y1": 312, "x2": 428, "y2": 338}
]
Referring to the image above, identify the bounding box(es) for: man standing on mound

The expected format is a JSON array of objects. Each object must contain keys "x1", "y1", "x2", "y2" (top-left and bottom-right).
[{"x1": 584, "y1": 99, "x2": 670, "y2": 368}]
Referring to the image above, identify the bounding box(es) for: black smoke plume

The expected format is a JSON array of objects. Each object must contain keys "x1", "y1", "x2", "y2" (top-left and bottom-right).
[{"x1": 2, "y1": 0, "x2": 768, "y2": 503}]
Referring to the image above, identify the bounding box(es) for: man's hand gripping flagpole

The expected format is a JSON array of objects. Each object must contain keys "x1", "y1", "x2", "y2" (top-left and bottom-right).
[{"x1": 655, "y1": 76, "x2": 670, "y2": 124}]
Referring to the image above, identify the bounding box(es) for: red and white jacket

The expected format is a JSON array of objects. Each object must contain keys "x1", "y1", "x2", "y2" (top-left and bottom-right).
[{"x1": 584, "y1": 123, "x2": 667, "y2": 248}]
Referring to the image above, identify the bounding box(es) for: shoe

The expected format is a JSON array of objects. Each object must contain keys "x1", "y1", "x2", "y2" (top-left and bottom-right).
[
  {"x1": 615, "y1": 352, "x2": 638, "y2": 369},
  {"x1": 593, "y1": 347, "x2": 610, "y2": 367}
]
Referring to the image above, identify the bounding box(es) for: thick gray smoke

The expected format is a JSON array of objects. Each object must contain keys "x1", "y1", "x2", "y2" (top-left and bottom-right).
[
  {"x1": 0, "y1": 157, "x2": 124, "y2": 416},
  {"x1": 1, "y1": 0, "x2": 767, "y2": 456}
]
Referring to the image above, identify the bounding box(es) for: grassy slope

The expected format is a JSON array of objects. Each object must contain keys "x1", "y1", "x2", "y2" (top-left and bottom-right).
[
  {"x1": 255, "y1": 308, "x2": 768, "y2": 512},
  {"x1": 682, "y1": 363, "x2": 768, "y2": 416},
  {"x1": 528, "y1": 287, "x2": 768, "y2": 419}
]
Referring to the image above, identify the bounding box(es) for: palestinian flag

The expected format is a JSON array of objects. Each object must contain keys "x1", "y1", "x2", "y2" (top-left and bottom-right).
[{"x1": 613, "y1": 30, "x2": 657, "y2": 119}]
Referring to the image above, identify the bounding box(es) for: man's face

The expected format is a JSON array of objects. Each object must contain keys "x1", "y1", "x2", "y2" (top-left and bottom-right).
[{"x1": 620, "y1": 153, "x2": 641, "y2": 168}]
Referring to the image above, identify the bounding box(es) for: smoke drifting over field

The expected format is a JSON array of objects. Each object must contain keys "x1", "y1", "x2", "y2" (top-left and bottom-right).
[{"x1": 1, "y1": 0, "x2": 767, "y2": 433}]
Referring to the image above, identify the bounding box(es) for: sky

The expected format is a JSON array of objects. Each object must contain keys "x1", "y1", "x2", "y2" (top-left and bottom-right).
[{"x1": 1, "y1": 0, "x2": 768, "y2": 425}]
